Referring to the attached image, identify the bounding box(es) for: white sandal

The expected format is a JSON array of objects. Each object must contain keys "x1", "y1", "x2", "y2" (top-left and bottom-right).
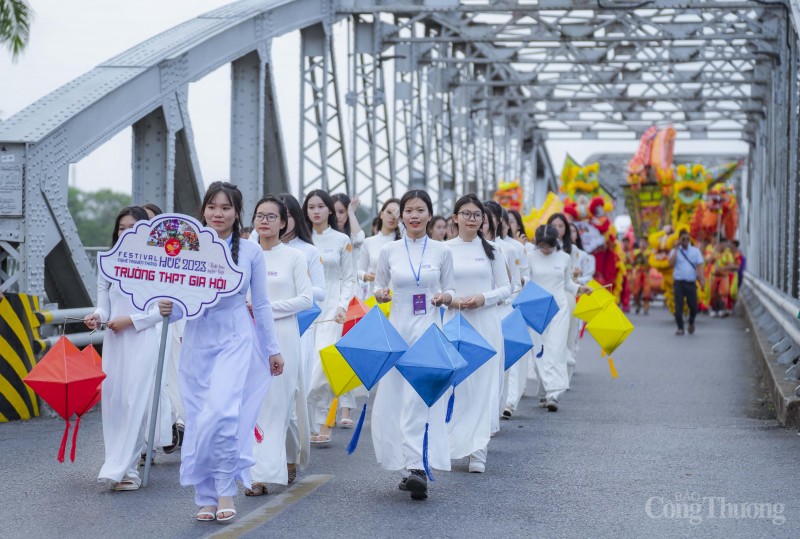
[
  {"x1": 216, "y1": 508, "x2": 237, "y2": 522},
  {"x1": 196, "y1": 506, "x2": 216, "y2": 522}
]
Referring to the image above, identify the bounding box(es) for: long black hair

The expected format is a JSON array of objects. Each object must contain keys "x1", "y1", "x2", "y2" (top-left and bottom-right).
[
  {"x1": 453, "y1": 194, "x2": 495, "y2": 260},
  {"x1": 570, "y1": 222, "x2": 585, "y2": 251},
  {"x1": 500, "y1": 207, "x2": 511, "y2": 238},
  {"x1": 303, "y1": 189, "x2": 338, "y2": 232},
  {"x1": 508, "y1": 209, "x2": 526, "y2": 240},
  {"x1": 535, "y1": 224, "x2": 560, "y2": 250},
  {"x1": 111, "y1": 206, "x2": 149, "y2": 247},
  {"x1": 547, "y1": 212, "x2": 572, "y2": 255},
  {"x1": 252, "y1": 195, "x2": 289, "y2": 238},
  {"x1": 331, "y1": 193, "x2": 353, "y2": 236},
  {"x1": 201, "y1": 181, "x2": 244, "y2": 265},
  {"x1": 483, "y1": 209, "x2": 496, "y2": 241},
  {"x1": 376, "y1": 197, "x2": 402, "y2": 240},
  {"x1": 277, "y1": 193, "x2": 314, "y2": 245},
  {"x1": 482, "y1": 200, "x2": 504, "y2": 239}
]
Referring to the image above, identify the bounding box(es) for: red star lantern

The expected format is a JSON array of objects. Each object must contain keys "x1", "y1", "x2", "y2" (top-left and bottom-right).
[
  {"x1": 341, "y1": 296, "x2": 369, "y2": 336},
  {"x1": 24, "y1": 336, "x2": 106, "y2": 462}
]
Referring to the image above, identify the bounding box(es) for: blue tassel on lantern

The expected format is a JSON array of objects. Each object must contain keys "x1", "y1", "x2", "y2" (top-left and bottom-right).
[
  {"x1": 445, "y1": 387, "x2": 455, "y2": 423},
  {"x1": 422, "y1": 421, "x2": 434, "y2": 481},
  {"x1": 346, "y1": 401, "x2": 368, "y2": 455},
  {"x1": 536, "y1": 345, "x2": 544, "y2": 358}
]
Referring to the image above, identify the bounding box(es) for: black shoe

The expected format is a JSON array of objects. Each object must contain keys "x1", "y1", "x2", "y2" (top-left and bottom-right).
[
  {"x1": 139, "y1": 453, "x2": 155, "y2": 466},
  {"x1": 546, "y1": 398, "x2": 558, "y2": 412},
  {"x1": 502, "y1": 407, "x2": 512, "y2": 419},
  {"x1": 162, "y1": 423, "x2": 183, "y2": 454},
  {"x1": 405, "y1": 469, "x2": 428, "y2": 500}
]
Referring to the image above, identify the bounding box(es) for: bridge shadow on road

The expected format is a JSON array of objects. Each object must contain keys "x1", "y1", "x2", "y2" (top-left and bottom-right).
[{"x1": 1, "y1": 306, "x2": 798, "y2": 539}]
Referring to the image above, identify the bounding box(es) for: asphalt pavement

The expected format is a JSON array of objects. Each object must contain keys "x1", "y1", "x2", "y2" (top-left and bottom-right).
[{"x1": 1, "y1": 306, "x2": 798, "y2": 538}]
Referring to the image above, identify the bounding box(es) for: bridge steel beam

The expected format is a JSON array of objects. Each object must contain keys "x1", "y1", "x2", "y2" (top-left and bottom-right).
[
  {"x1": 0, "y1": 0, "x2": 340, "y2": 303},
  {"x1": 348, "y1": 17, "x2": 396, "y2": 214},
  {"x1": 2, "y1": 0, "x2": 799, "y2": 312},
  {"x1": 299, "y1": 22, "x2": 350, "y2": 198}
]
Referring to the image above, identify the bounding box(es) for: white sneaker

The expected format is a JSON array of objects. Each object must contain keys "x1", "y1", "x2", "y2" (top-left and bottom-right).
[
  {"x1": 468, "y1": 457, "x2": 485, "y2": 473},
  {"x1": 709, "y1": 311, "x2": 718, "y2": 318}
]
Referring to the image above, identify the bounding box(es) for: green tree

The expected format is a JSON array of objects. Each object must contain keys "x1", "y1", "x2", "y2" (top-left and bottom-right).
[
  {"x1": 0, "y1": 0, "x2": 32, "y2": 61},
  {"x1": 68, "y1": 187, "x2": 132, "y2": 247}
]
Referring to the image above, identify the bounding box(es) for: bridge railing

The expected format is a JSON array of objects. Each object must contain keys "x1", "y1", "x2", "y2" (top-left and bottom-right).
[{"x1": 740, "y1": 273, "x2": 800, "y2": 405}]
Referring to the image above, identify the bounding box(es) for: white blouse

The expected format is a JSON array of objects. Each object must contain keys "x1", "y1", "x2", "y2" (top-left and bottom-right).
[
  {"x1": 261, "y1": 243, "x2": 313, "y2": 319},
  {"x1": 312, "y1": 226, "x2": 356, "y2": 313}
]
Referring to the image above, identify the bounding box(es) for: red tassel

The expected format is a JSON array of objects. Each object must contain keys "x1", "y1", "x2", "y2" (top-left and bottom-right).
[
  {"x1": 254, "y1": 423, "x2": 264, "y2": 444},
  {"x1": 579, "y1": 322, "x2": 587, "y2": 339},
  {"x1": 57, "y1": 419, "x2": 70, "y2": 463},
  {"x1": 70, "y1": 416, "x2": 81, "y2": 462}
]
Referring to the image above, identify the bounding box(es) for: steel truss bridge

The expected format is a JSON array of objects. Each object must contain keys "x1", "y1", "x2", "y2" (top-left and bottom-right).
[{"x1": 0, "y1": 1, "x2": 799, "y2": 356}]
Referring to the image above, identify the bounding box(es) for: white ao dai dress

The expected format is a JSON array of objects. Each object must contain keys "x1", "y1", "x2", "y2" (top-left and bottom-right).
[
  {"x1": 176, "y1": 238, "x2": 280, "y2": 506},
  {"x1": 526, "y1": 249, "x2": 579, "y2": 402},
  {"x1": 444, "y1": 237, "x2": 510, "y2": 463},
  {"x1": 251, "y1": 243, "x2": 313, "y2": 484},
  {"x1": 372, "y1": 236, "x2": 455, "y2": 472},
  {"x1": 308, "y1": 227, "x2": 356, "y2": 426},
  {"x1": 358, "y1": 231, "x2": 398, "y2": 299},
  {"x1": 95, "y1": 278, "x2": 172, "y2": 486}
]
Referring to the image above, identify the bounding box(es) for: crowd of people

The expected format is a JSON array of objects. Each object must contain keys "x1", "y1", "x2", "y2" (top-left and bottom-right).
[
  {"x1": 85, "y1": 183, "x2": 602, "y2": 520},
  {"x1": 618, "y1": 231, "x2": 745, "y2": 335}
]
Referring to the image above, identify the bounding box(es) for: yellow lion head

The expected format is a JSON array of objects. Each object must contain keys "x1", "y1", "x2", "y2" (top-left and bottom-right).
[
  {"x1": 561, "y1": 157, "x2": 601, "y2": 199},
  {"x1": 673, "y1": 164, "x2": 708, "y2": 208}
]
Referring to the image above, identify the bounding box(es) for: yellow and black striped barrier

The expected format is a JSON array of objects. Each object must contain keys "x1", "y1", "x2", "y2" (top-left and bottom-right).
[{"x1": 0, "y1": 292, "x2": 43, "y2": 422}]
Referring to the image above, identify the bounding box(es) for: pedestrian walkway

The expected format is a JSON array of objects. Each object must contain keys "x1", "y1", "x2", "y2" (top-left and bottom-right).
[{"x1": 1, "y1": 307, "x2": 798, "y2": 538}]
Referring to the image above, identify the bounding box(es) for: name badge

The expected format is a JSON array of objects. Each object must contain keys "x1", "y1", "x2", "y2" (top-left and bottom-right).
[{"x1": 412, "y1": 293, "x2": 427, "y2": 315}]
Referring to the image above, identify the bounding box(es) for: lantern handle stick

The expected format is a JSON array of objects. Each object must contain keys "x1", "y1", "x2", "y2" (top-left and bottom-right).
[{"x1": 143, "y1": 315, "x2": 170, "y2": 487}]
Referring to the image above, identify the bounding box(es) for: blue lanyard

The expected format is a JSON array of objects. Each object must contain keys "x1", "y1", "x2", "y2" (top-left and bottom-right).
[{"x1": 404, "y1": 235, "x2": 428, "y2": 287}]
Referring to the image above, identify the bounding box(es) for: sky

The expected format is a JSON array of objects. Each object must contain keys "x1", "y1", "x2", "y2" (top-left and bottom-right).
[{"x1": 0, "y1": 0, "x2": 750, "y2": 196}]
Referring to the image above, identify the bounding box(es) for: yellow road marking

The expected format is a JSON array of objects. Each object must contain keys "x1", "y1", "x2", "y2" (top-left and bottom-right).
[{"x1": 205, "y1": 474, "x2": 332, "y2": 538}]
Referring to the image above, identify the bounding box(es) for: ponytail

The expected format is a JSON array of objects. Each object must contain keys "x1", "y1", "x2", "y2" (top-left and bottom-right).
[
  {"x1": 230, "y1": 220, "x2": 240, "y2": 266},
  {"x1": 477, "y1": 230, "x2": 495, "y2": 261}
]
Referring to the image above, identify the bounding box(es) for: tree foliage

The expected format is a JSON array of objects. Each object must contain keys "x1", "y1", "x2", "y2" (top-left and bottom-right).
[
  {"x1": 68, "y1": 187, "x2": 131, "y2": 247},
  {"x1": 0, "y1": 0, "x2": 33, "y2": 61}
]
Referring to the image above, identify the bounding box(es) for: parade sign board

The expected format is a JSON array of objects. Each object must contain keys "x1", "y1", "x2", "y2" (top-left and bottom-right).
[{"x1": 98, "y1": 214, "x2": 244, "y2": 319}]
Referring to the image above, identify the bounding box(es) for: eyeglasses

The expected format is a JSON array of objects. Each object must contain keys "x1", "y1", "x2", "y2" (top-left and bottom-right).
[
  {"x1": 458, "y1": 211, "x2": 483, "y2": 221},
  {"x1": 254, "y1": 213, "x2": 279, "y2": 223}
]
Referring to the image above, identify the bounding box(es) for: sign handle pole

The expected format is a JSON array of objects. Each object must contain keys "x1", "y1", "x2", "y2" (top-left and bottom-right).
[{"x1": 143, "y1": 315, "x2": 170, "y2": 487}]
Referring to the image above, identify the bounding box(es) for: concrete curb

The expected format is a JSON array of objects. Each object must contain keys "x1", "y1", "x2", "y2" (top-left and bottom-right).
[{"x1": 742, "y1": 299, "x2": 800, "y2": 427}]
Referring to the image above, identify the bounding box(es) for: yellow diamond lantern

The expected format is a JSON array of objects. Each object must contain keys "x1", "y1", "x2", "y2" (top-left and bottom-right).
[
  {"x1": 573, "y1": 281, "x2": 615, "y2": 323},
  {"x1": 585, "y1": 303, "x2": 634, "y2": 379},
  {"x1": 586, "y1": 302, "x2": 634, "y2": 356},
  {"x1": 319, "y1": 344, "x2": 363, "y2": 396}
]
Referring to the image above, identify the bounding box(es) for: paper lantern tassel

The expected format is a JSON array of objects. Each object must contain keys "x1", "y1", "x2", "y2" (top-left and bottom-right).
[
  {"x1": 445, "y1": 388, "x2": 455, "y2": 424},
  {"x1": 346, "y1": 401, "x2": 368, "y2": 455},
  {"x1": 325, "y1": 397, "x2": 339, "y2": 428},
  {"x1": 608, "y1": 357, "x2": 619, "y2": 379},
  {"x1": 70, "y1": 416, "x2": 82, "y2": 462},
  {"x1": 422, "y1": 421, "x2": 434, "y2": 481},
  {"x1": 536, "y1": 345, "x2": 544, "y2": 359},
  {"x1": 57, "y1": 419, "x2": 70, "y2": 463},
  {"x1": 254, "y1": 423, "x2": 264, "y2": 444}
]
